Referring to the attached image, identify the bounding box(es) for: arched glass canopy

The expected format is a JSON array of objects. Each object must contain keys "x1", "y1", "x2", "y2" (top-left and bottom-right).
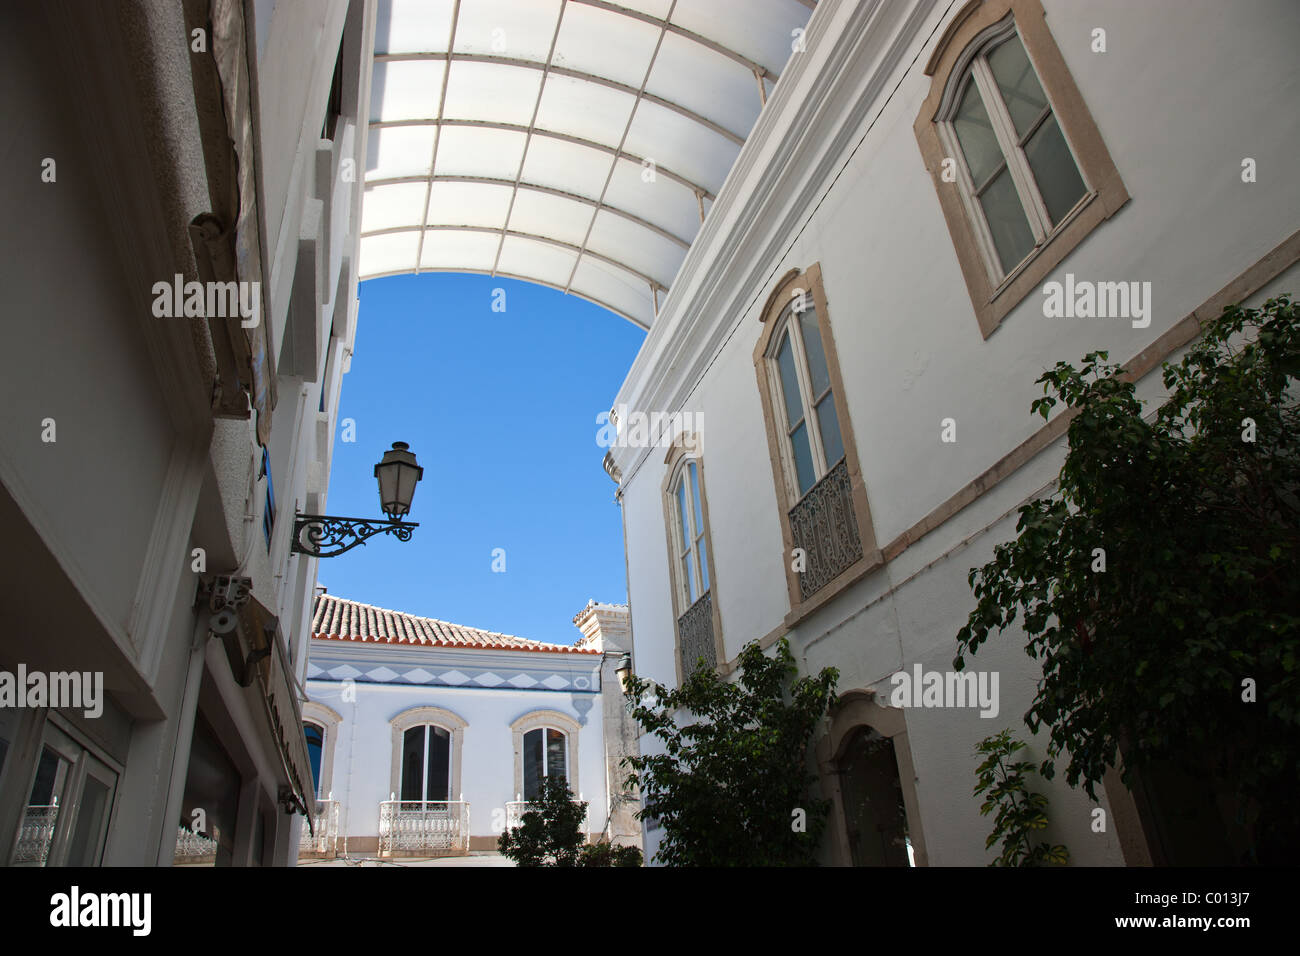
[{"x1": 360, "y1": 0, "x2": 817, "y2": 328}]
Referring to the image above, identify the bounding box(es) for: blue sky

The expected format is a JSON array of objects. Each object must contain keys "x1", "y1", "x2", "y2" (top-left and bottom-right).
[{"x1": 316, "y1": 272, "x2": 645, "y2": 646}]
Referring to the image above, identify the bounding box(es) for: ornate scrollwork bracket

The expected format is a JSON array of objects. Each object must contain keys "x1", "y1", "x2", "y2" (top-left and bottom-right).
[{"x1": 290, "y1": 514, "x2": 419, "y2": 558}]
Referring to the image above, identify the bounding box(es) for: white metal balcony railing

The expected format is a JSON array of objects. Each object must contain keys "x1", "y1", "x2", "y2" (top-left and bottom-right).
[
  {"x1": 13, "y1": 803, "x2": 59, "y2": 865},
  {"x1": 378, "y1": 799, "x2": 470, "y2": 855},
  {"x1": 173, "y1": 826, "x2": 220, "y2": 861},
  {"x1": 505, "y1": 797, "x2": 590, "y2": 834},
  {"x1": 299, "y1": 797, "x2": 340, "y2": 855}
]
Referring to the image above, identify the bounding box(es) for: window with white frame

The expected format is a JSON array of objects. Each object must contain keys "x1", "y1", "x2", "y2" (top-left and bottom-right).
[
  {"x1": 768, "y1": 299, "x2": 846, "y2": 500},
  {"x1": 670, "y1": 459, "x2": 711, "y2": 607},
  {"x1": 522, "y1": 727, "x2": 567, "y2": 801},
  {"x1": 941, "y1": 19, "x2": 1088, "y2": 281},
  {"x1": 399, "y1": 724, "x2": 451, "y2": 804}
]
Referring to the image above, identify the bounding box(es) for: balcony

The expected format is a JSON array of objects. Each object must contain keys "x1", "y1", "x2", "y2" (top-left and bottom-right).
[
  {"x1": 173, "y1": 826, "x2": 219, "y2": 865},
  {"x1": 12, "y1": 804, "x2": 59, "y2": 865},
  {"x1": 378, "y1": 800, "x2": 469, "y2": 856},
  {"x1": 788, "y1": 458, "x2": 863, "y2": 600},
  {"x1": 676, "y1": 590, "x2": 716, "y2": 675},
  {"x1": 505, "y1": 798, "x2": 591, "y2": 836},
  {"x1": 299, "y1": 797, "x2": 340, "y2": 857}
]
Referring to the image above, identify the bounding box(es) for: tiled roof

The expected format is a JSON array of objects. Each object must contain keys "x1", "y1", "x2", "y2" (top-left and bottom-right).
[{"x1": 311, "y1": 593, "x2": 599, "y2": 655}]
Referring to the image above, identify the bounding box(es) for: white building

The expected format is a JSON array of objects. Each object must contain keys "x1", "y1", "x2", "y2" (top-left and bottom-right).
[
  {"x1": 0, "y1": 0, "x2": 375, "y2": 865},
  {"x1": 605, "y1": 0, "x2": 1300, "y2": 866},
  {"x1": 300, "y1": 593, "x2": 639, "y2": 858}
]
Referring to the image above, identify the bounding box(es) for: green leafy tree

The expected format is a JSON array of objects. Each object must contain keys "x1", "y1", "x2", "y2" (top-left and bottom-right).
[
  {"x1": 577, "y1": 841, "x2": 644, "y2": 867},
  {"x1": 621, "y1": 637, "x2": 838, "y2": 866},
  {"x1": 955, "y1": 295, "x2": 1300, "y2": 861},
  {"x1": 497, "y1": 775, "x2": 587, "y2": 866},
  {"x1": 973, "y1": 729, "x2": 1068, "y2": 866},
  {"x1": 496, "y1": 776, "x2": 645, "y2": 867}
]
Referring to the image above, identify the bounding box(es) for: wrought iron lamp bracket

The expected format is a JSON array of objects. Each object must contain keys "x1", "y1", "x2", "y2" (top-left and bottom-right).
[{"x1": 290, "y1": 513, "x2": 419, "y2": 558}]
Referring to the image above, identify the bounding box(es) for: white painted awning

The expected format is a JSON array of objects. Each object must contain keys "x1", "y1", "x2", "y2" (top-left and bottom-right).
[{"x1": 360, "y1": 0, "x2": 817, "y2": 327}]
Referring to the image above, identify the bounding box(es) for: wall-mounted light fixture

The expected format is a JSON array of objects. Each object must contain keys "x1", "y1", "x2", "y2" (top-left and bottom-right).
[{"x1": 291, "y1": 442, "x2": 424, "y2": 558}]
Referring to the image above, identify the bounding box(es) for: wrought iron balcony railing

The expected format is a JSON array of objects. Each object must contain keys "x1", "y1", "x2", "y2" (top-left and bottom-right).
[
  {"x1": 677, "y1": 590, "x2": 715, "y2": 675},
  {"x1": 789, "y1": 458, "x2": 862, "y2": 600},
  {"x1": 12, "y1": 804, "x2": 59, "y2": 865},
  {"x1": 378, "y1": 800, "x2": 470, "y2": 855}
]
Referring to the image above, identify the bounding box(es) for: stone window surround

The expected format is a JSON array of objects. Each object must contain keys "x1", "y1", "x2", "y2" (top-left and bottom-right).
[
  {"x1": 752, "y1": 263, "x2": 884, "y2": 626},
  {"x1": 301, "y1": 700, "x2": 343, "y2": 801},
  {"x1": 510, "y1": 710, "x2": 581, "y2": 801},
  {"x1": 914, "y1": 0, "x2": 1130, "y2": 339},
  {"x1": 660, "y1": 435, "x2": 726, "y2": 685},
  {"x1": 388, "y1": 705, "x2": 468, "y2": 803},
  {"x1": 814, "y1": 691, "x2": 929, "y2": 867}
]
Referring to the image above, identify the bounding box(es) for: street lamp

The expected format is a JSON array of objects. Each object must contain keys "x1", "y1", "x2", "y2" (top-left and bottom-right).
[
  {"x1": 374, "y1": 441, "x2": 423, "y2": 520},
  {"x1": 291, "y1": 442, "x2": 424, "y2": 558}
]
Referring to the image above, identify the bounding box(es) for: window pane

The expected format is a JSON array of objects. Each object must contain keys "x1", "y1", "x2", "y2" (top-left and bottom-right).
[
  {"x1": 1024, "y1": 113, "x2": 1087, "y2": 225},
  {"x1": 426, "y1": 727, "x2": 450, "y2": 803},
  {"x1": 696, "y1": 532, "x2": 710, "y2": 593},
  {"x1": 546, "y1": 729, "x2": 567, "y2": 783},
  {"x1": 979, "y1": 167, "x2": 1036, "y2": 273},
  {"x1": 400, "y1": 727, "x2": 425, "y2": 801},
  {"x1": 798, "y1": 310, "x2": 831, "y2": 396},
  {"x1": 775, "y1": 332, "x2": 804, "y2": 426},
  {"x1": 987, "y1": 35, "x2": 1048, "y2": 139},
  {"x1": 953, "y1": 78, "x2": 1003, "y2": 187},
  {"x1": 523, "y1": 729, "x2": 544, "y2": 800},
  {"x1": 791, "y1": 423, "x2": 816, "y2": 496},
  {"x1": 29, "y1": 748, "x2": 66, "y2": 806},
  {"x1": 676, "y1": 479, "x2": 691, "y2": 546},
  {"x1": 305, "y1": 723, "x2": 324, "y2": 797},
  {"x1": 688, "y1": 462, "x2": 704, "y2": 533},
  {"x1": 682, "y1": 552, "x2": 698, "y2": 604},
  {"x1": 65, "y1": 775, "x2": 111, "y2": 867},
  {"x1": 815, "y1": 393, "x2": 845, "y2": 467}
]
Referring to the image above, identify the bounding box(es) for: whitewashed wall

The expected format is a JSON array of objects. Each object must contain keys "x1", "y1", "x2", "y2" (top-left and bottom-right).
[
  {"x1": 612, "y1": 0, "x2": 1300, "y2": 865},
  {"x1": 306, "y1": 675, "x2": 609, "y2": 845}
]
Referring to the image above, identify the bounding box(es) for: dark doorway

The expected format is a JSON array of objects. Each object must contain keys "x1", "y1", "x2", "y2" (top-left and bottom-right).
[{"x1": 839, "y1": 726, "x2": 912, "y2": 867}]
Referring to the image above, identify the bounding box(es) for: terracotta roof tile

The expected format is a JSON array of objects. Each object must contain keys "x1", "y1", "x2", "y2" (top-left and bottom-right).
[{"x1": 311, "y1": 594, "x2": 599, "y2": 654}]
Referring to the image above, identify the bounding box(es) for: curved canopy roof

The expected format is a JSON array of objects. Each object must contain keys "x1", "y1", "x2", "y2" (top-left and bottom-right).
[{"x1": 360, "y1": 0, "x2": 817, "y2": 327}]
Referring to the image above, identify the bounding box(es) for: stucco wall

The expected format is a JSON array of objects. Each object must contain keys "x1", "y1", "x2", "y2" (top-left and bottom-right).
[{"x1": 613, "y1": 0, "x2": 1300, "y2": 864}]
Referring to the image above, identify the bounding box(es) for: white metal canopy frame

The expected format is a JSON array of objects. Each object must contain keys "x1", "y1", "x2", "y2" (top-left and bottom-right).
[{"x1": 360, "y1": 0, "x2": 817, "y2": 328}]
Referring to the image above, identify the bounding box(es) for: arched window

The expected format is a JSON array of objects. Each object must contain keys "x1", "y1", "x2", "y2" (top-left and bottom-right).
[
  {"x1": 754, "y1": 266, "x2": 882, "y2": 614},
  {"x1": 521, "y1": 727, "x2": 567, "y2": 801},
  {"x1": 662, "y1": 438, "x2": 724, "y2": 682},
  {"x1": 914, "y1": 0, "x2": 1128, "y2": 337},
  {"x1": 304, "y1": 722, "x2": 325, "y2": 798},
  {"x1": 301, "y1": 701, "x2": 343, "y2": 801},
  {"x1": 766, "y1": 298, "x2": 844, "y2": 498},
  {"x1": 400, "y1": 724, "x2": 451, "y2": 804},
  {"x1": 511, "y1": 711, "x2": 580, "y2": 801},
  {"x1": 388, "y1": 706, "x2": 467, "y2": 805},
  {"x1": 940, "y1": 19, "x2": 1086, "y2": 279},
  {"x1": 671, "y1": 459, "x2": 710, "y2": 606}
]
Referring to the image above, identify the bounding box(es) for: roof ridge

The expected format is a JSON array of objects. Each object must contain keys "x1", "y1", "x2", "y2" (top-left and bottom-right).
[{"x1": 312, "y1": 593, "x2": 592, "y2": 652}]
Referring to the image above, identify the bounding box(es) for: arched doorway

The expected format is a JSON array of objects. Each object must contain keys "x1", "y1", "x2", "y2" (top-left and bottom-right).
[
  {"x1": 817, "y1": 691, "x2": 927, "y2": 866},
  {"x1": 838, "y1": 726, "x2": 912, "y2": 867}
]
